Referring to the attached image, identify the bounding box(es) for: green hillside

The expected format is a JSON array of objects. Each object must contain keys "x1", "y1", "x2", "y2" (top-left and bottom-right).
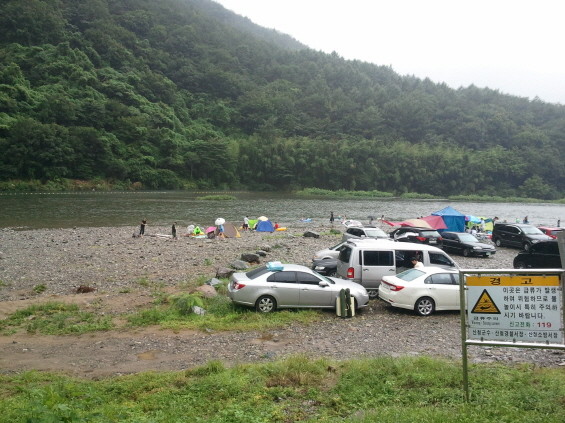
[{"x1": 1, "y1": 0, "x2": 564, "y2": 197}]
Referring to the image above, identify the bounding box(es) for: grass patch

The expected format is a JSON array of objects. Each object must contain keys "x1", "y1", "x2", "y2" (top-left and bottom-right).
[
  {"x1": 0, "y1": 302, "x2": 114, "y2": 335},
  {"x1": 0, "y1": 356, "x2": 564, "y2": 422},
  {"x1": 0, "y1": 280, "x2": 9, "y2": 288},
  {"x1": 127, "y1": 295, "x2": 323, "y2": 331},
  {"x1": 32, "y1": 284, "x2": 46, "y2": 294}
]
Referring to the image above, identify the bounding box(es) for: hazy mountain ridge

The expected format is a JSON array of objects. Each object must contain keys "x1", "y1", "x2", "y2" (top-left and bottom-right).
[{"x1": 0, "y1": 0, "x2": 564, "y2": 198}]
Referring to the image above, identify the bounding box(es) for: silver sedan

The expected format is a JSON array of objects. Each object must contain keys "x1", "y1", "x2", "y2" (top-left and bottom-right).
[{"x1": 228, "y1": 263, "x2": 369, "y2": 313}]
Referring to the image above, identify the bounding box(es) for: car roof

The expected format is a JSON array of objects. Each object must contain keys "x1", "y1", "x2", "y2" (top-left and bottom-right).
[
  {"x1": 344, "y1": 238, "x2": 444, "y2": 251},
  {"x1": 272, "y1": 263, "x2": 312, "y2": 272},
  {"x1": 538, "y1": 226, "x2": 562, "y2": 230},
  {"x1": 387, "y1": 266, "x2": 458, "y2": 276}
]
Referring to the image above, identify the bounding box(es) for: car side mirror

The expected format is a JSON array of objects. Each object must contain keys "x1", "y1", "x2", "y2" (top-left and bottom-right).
[{"x1": 319, "y1": 280, "x2": 330, "y2": 287}]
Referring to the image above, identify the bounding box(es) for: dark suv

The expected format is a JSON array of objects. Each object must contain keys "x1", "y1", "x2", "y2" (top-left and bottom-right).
[
  {"x1": 389, "y1": 227, "x2": 443, "y2": 247},
  {"x1": 491, "y1": 223, "x2": 551, "y2": 251},
  {"x1": 513, "y1": 240, "x2": 562, "y2": 268}
]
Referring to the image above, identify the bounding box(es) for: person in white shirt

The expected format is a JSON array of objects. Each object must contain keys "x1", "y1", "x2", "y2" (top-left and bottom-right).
[{"x1": 411, "y1": 257, "x2": 424, "y2": 269}]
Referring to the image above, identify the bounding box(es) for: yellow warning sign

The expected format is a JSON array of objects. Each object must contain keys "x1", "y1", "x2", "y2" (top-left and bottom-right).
[
  {"x1": 466, "y1": 275, "x2": 560, "y2": 287},
  {"x1": 471, "y1": 289, "x2": 501, "y2": 314}
]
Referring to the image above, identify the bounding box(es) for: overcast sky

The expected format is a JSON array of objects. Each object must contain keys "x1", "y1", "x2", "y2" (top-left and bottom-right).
[{"x1": 214, "y1": 0, "x2": 565, "y2": 104}]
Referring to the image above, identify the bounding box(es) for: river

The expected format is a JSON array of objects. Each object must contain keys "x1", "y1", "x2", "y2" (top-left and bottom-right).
[{"x1": 0, "y1": 191, "x2": 562, "y2": 230}]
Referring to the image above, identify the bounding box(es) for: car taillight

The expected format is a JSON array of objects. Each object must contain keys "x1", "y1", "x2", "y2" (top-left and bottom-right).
[
  {"x1": 382, "y1": 280, "x2": 404, "y2": 291},
  {"x1": 232, "y1": 282, "x2": 246, "y2": 290},
  {"x1": 347, "y1": 267, "x2": 354, "y2": 278},
  {"x1": 416, "y1": 236, "x2": 426, "y2": 242}
]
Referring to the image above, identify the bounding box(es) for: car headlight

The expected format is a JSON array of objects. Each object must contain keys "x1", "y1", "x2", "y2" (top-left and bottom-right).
[
  {"x1": 531, "y1": 239, "x2": 540, "y2": 243},
  {"x1": 473, "y1": 246, "x2": 481, "y2": 250}
]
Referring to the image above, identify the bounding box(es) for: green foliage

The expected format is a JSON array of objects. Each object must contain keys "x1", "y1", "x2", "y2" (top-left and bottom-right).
[
  {"x1": 32, "y1": 284, "x2": 47, "y2": 294},
  {"x1": 0, "y1": 302, "x2": 114, "y2": 335},
  {"x1": 126, "y1": 294, "x2": 322, "y2": 332},
  {"x1": 169, "y1": 293, "x2": 204, "y2": 315},
  {"x1": 1, "y1": 357, "x2": 564, "y2": 422},
  {"x1": 0, "y1": 0, "x2": 564, "y2": 198}
]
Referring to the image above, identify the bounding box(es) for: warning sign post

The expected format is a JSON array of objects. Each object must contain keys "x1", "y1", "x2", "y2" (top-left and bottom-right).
[
  {"x1": 459, "y1": 269, "x2": 564, "y2": 402},
  {"x1": 466, "y1": 274, "x2": 562, "y2": 344}
]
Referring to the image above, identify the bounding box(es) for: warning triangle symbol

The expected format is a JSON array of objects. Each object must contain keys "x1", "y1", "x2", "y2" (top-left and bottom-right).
[{"x1": 471, "y1": 289, "x2": 501, "y2": 314}]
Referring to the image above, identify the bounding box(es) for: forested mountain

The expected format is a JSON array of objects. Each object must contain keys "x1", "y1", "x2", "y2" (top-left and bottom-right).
[{"x1": 1, "y1": 0, "x2": 564, "y2": 198}]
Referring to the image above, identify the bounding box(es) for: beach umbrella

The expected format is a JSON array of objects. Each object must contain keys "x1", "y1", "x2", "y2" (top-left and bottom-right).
[
  {"x1": 215, "y1": 218, "x2": 225, "y2": 225},
  {"x1": 205, "y1": 226, "x2": 216, "y2": 234},
  {"x1": 258, "y1": 216, "x2": 268, "y2": 221}
]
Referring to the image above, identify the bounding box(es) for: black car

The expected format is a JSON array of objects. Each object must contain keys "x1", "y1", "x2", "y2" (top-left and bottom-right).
[
  {"x1": 441, "y1": 231, "x2": 496, "y2": 257},
  {"x1": 513, "y1": 240, "x2": 562, "y2": 269},
  {"x1": 492, "y1": 223, "x2": 552, "y2": 251},
  {"x1": 311, "y1": 257, "x2": 338, "y2": 276},
  {"x1": 389, "y1": 227, "x2": 443, "y2": 247}
]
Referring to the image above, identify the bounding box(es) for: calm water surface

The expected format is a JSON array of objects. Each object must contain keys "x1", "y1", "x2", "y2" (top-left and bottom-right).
[{"x1": 0, "y1": 191, "x2": 563, "y2": 230}]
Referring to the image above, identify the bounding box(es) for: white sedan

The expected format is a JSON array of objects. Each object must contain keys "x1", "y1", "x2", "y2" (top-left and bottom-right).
[{"x1": 378, "y1": 267, "x2": 460, "y2": 316}]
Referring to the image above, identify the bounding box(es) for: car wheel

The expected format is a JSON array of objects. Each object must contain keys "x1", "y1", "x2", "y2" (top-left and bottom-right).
[
  {"x1": 463, "y1": 248, "x2": 471, "y2": 257},
  {"x1": 368, "y1": 289, "x2": 379, "y2": 299},
  {"x1": 255, "y1": 295, "x2": 277, "y2": 313},
  {"x1": 514, "y1": 260, "x2": 527, "y2": 269},
  {"x1": 523, "y1": 243, "x2": 531, "y2": 252},
  {"x1": 494, "y1": 238, "x2": 502, "y2": 247},
  {"x1": 414, "y1": 297, "x2": 435, "y2": 316},
  {"x1": 326, "y1": 269, "x2": 337, "y2": 277}
]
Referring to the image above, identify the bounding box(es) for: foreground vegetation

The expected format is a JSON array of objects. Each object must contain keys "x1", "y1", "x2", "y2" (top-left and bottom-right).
[
  {"x1": 0, "y1": 292, "x2": 323, "y2": 336},
  {"x1": 0, "y1": 355, "x2": 563, "y2": 422},
  {"x1": 2, "y1": 0, "x2": 565, "y2": 197}
]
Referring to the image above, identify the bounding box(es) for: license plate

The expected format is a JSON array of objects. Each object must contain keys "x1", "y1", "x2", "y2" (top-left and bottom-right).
[
  {"x1": 485, "y1": 252, "x2": 490, "y2": 256},
  {"x1": 315, "y1": 266, "x2": 324, "y2": 270},
  {"x1": 430, "y1": 240, "x2": 437, "y2": 244}
]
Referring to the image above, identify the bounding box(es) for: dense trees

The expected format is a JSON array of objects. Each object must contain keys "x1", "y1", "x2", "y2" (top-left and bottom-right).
[{"x1": 1, "y1": 0, "x2": 564, "y2": 198}]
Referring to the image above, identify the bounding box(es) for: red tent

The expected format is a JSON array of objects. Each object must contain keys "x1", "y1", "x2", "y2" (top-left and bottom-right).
[{"x1": 420, "y1": 215, "x2": 447, "y2": 230}]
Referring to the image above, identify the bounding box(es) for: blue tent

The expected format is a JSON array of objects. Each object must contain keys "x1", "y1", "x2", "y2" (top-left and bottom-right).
[
  {"x1": 432, "y1": 206, "x2": 466, "y2": 232},
  {"x1": 256, "y1": 220, "x2": 275, "y2": 232}
]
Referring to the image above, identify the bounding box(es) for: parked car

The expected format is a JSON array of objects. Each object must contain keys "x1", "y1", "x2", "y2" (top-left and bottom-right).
[
  {"x1": 311, "y1": 257, "x2": 338, "y2": 276},
  {"x1": 513, "y1": 240, "x2": 562, "y2": 269},
  {"x1": 441, "y1": 231, "x2": 496, "y2": 257},
  {"x1": 389, "y1": 226, "x2": 443, "y2": 247},
  {"x1": 537, "y1": 226, "x2": 564, "y2": 239},
  {"x1": 228, "y1": 262, "x2": 369, "y2": 313},
  {"x1": 378, "y1": 267, "x2": 460, "y2": 316},
  {"x1": 336, "y1": 238, "x2": 458, "y2": 298},
  {"x1": 311, "y1": 241, "x2": 348, "y2": 276},
  {"x1": 491, "y1": 223, "x2": 552, "y2": 251},
  {"x1": 312, "y1": 241, "x2": 347, "y2": 261},
  {"x1": 341, "y1": 226, "x2": 389, "y2": 242}
]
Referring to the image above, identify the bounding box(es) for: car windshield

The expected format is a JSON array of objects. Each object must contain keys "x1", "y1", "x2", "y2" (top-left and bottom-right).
[
  {"x1": 365, "y1": 228, "x2": 387, "y2": 238},
  {"x1": 330, "y1": 242, "x2": 346, "y2": 250},
  {"x1": 314, "y1": 271, "x2": 335, "y2": 284},
  {"x1": 522, "y1": 226, "x2": 544, "y2": 235},
  {"x1": 395, "y1": 268, "x2": 426, "y2": 281},
  {"x1": 457, "y1": 233, "x2": 479, "y2": 242}
]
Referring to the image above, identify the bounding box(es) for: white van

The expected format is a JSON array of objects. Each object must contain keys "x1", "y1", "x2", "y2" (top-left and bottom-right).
[{"x1": 336, "y1": 239, "x2": 458, "y2": 298}]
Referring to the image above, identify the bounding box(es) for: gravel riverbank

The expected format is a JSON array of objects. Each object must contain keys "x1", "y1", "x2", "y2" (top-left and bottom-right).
[{"x1": 1, "y1": 224, "x2": 564, "y2": 377}]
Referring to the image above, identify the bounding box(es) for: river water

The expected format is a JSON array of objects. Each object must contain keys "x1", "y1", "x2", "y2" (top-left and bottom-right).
[{"x1": 0, "y1": 191, "x2": 563, "y2": 230}]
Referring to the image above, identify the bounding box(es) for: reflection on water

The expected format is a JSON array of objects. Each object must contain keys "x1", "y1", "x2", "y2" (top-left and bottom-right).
[{"x1": 0, "y1": 191, "x2": 562, "y2": 230}]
